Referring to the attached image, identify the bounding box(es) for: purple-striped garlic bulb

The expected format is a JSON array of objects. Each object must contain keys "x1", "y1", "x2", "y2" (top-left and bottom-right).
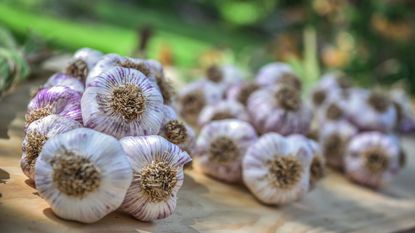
[
  {"x1": 21, "y1": 115, "x2": 82, "y2": 181},
  {"x1": 35, "y1": 128, "x2": 132, "y2": 223},
  {"x1": 242, "y1": 133, "x2": 312, "y2": 205},
  {"x1": 345, "y1": 132, "x2": 404, "y2": 188},
  {"x1": 193, "y1": 119, "x2": 257, "y2": 183},
  {"x1": 205, "y1": 64, "x2": 243, "y2": 89},
  {"x1": 348, "y1": 89, "x2": 397, "y2": 132},
  {"x1": 310, "y1": 72, "x2": 351, "y2": 109},
  {"x1": 247, "y1": 85, "x2": 312, "y2": 135},
  {"x1": 255, "y1": 62, "x2": 302, "y2": 90},
  {"x1": 43, "y1": 72, "x2": 85, "y2": 93},
  {"x1": 176, "y1": 80, "x2": 223, "y2": 126},
  {"x1": 64, "y1": 48, "x2": 103, "y2": 81},
  {"x1": 226, "y1": 80, "x2": 260, "y2": 106},
  {"x1": 198, "y1": 100, "x2": 250, "y2": 126},
  {"x1": 159, "y1": 105, "x2": 195, "y2": 154},
  {"x1": 390, "y1": 89, "x2": 415, "y2": 133},
  {"x1": 319, "y1": 120, "x2": 358, "y2": 169},
  {"x1": 120, "y1": 135, "x2": 191, "y2": 221},
  {"x1": 82, "y1": 67, "x2": 164, "y2": 139},
  {"x1": 26, "y1": 86, "x2": 82, "y2": 127},
  {"x1": 315, "y1": 94, "x2": 348, "y2": 125}
]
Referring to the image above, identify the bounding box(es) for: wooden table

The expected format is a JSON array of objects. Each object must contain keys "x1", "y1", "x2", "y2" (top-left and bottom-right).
[{"x1": 1, "y1": 78, "x2": 415, "y2": 233}]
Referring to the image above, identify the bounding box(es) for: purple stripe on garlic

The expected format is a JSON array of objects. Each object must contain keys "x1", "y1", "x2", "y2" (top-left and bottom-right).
[
  {"x1": 35, "y1": 128, "x2": 132, "y2": 223},
  {"x1": 119, "y1": 135, "x2": 191, "y2": 221},
  {"x1": 193, "y1": 119, "x2": 258, "y2": 183},
  {"x1": 82, "y1": 67, "x2": 164, "y2": 139},
  {"x1": 26, "y1": 86, "x2": 83, "y2": 127},
  {"x1": 21, "y1": 115, "x2": 82, "y2": 181}
]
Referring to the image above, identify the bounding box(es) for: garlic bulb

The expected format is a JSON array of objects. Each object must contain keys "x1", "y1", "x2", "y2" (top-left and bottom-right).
[
  {"x1": 193, "y1": 119, "x2": 257, "y2": 183},
  {"x1": 247, "y1": 85, "x2": 312, "y2": 135},
  {"x1": 43, "y1": 72, "x2": 85, "y2": 93},
  {"x1": 159, "y1": 105, "x2": 195, "y2": 154},
  {"x1": 348, "y1": 89, "x2": 397, "y2": 132},
  {"x1": 73, "y1": 47, "x2": 103, "y2": 70},
  {"x1": 255, "y1": 62, "x2": 302, "y2": 90},
  {"x1": 26, "y1": 86, "x2": 82, "y2": 127},
  {"x1": 198, "y1": 100, "x2": 250, "y2": 126},
  {"x1": 120, "y1": 135, "x2": 191, "y2": 221},
  {"x1": 315, "y1": 93, "x2": 348, "y2": 124},
  {"x1": 35, "y1": 128, "x2": 132, "y2": 223},
  {"x1": 390, "y1": 89, "x2": 415, "y2": 133},
  {"x1": 21, "y1": 115, "x2": 82, "y2": 180},
  {"x1": 205, "y1": 64, "x2": 243, "y2": 89},
  {"x1": 319, "y1": 120, "x2": 357, "y2": 169},
  {"x1": 310, "y1": 72, "x2": 351, "y2": 109},
  {"x1": 242, "y1": 133, "x2": 312, "y2": 205},
  {"x1": 345, "y1": 132, "x2": 403, "y2": 188},
  {"x1": 176, "y1": 80, "x2": 223, "y2": 126},
  {"x1": 226, "y1": 80, "x2": 260, "y2": 106},
  {"x1": 82, "y1": 67, "x2": 164, "y2": 138}
]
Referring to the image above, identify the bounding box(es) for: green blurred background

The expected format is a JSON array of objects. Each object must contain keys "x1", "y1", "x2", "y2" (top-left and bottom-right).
[{"x1": 1, "y1": 0, "x2": 415, "y2": 93}]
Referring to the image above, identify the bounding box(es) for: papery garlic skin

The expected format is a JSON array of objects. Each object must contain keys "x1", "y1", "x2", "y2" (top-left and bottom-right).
[
  {"x1": 120, "y1": 135, "x2": 191, "y2": 221},
  {"x1": 159, "y1": 105, "x2": 196, "y2": 154},
  {"x1": 198, "y1": 100, "x2": 250, "y2": 126},
  {"x1": 390, "y1": 89, "x2": 415, "y2": 133},
  {"x1": 86, "y1": 54, "x2": 126, "y2": 86},
  {"x1": 319, "y1": 120, "x2": 357, "y2": 169},
  {"x1": 255, "y1": 62, "x2": 301, "y2": 90},
  {"x1": 247, "y1": 85, "x2": 312, "y2": 135},
  {"x1": 243, "y1": 133, "x2": 312, "y2": 205},
  {"x1": 226, "y1": 80, "x2": 260, "y2": 106},
  {"x1": 82, "y1": 67, "x2": 164, "y2": 138},
  {"x1": 26, "y1": 86, "x2": 83, "y2": 127},
  {"x1": 310, "y1": 72, "x2": 351, "y2": 110},
  {"x1": 315, "y1": 92, "x2": 349, "y2": 124},
  {"x1": 347, "y1": 89, "x2": 397, "y2": 132},
  {"x1": 21, "y1": 115, "x2": 82, "y2": 180},
  {"x1": 73, "y1": 48, "x2": 103, "y2": 68},
  {"x1": 206, "y1": 64, "x2": 243, "y2": 90},
  {"x1": 176, "y1": 80, "x2": 223, "y2": 126},
  {"x1": 35, "y1": 128, "x2": 132, "y2": 223},
  {"x1": 345, "y1": 132, "x2": 402, "y2": 188},
  {"x1": 43, "y1": 73, "x2": 85, "y2": 93},
  {"x1": 193, "y1": 119, "x2": 257, "y2": 183}
]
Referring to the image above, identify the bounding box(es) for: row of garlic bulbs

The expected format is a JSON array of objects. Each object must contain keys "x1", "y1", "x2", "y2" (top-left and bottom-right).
[
  {"x1": 21, "y1": 48, "x2": 194, "y2": 223},
  {"x1": 310, "y1": 72, "x2": 409, "y2": 188},
  {"x1": 175, "y1": 63, "x2": 325, "y2": 205}
]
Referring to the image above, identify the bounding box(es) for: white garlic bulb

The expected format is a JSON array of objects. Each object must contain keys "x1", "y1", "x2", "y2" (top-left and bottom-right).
[
  {"x1": 120, "y1": 135, "x2": 191, "y2": 221},
  {"x1": 319, "y1": 120, "x2": 358, "y2": 169},
  {"x1": 242, "y1": 133, "x2": 312, "y2": 205},
  {"x1": 35, "y1": 128, "x2": 132, "y2": 223},
  {"x1": 198, "y1": 100, "x2": 250, "y2": 126},
  {"x1": 247, "y1": 85, "x2": 312, "y2": 135},
  {"x1": 193, "y1": 119, "x2": 258, "y2": 183},
  {"x1": 347, "y1": 89, "x2": 397, "y2": 132},
  {"x1": 81, "y1": 67, "x2": 164, "y2": 138},
  {"x1": 345, "y1": 132, "x2": 403, "y2": 188},
  {"x1": 176, "y1": 80, "x2": 223, "y2": 126},
  {"x1": 21, "y1": 115, "x2": 82, "y2": 181},
  {"x1": 159, "y1": 105, "x2": 196, "y2": 154},
  {"x1": 255, "y1": 62, "x2": 302, "y2": 90}
]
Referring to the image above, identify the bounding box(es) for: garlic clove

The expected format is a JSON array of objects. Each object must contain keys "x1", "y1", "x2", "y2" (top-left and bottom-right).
[
  {"x1": 193, "y1": 119, "x2": 258, "y2": 183},
  {"x1": 82, "y1": 67, "x2": 164, "y2": 138},
  {"x1": 21, "y1": 115, "x2": 82, "y2": 180},
  {"x1": 345, "y1": 132, "x2": 402, "y2": 188},
  {"x1": 243, "y1": 133, "x2": 312, "y2": 205},
  {"x1": 26, "y1": 86, "x2": 83, "y2": 127},
  {"x1": 198, "y1": 100, "x2": 250, "y2": 127},
  {"x1": 119, "y1": 135, "x2": 191, "y2": 221},
  {"x1": 35, "y1": 128, "x2": 132, "y2": 223}
]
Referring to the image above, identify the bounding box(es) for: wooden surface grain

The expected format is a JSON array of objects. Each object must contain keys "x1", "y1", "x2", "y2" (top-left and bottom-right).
[{"x1": 1, "y1": 78, "x2": 415, "y2": 233}]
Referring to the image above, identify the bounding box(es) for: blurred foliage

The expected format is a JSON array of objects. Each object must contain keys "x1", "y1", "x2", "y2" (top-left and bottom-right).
[{"x1": 0, "y1": 0, "x2": 414, "y2": 92}]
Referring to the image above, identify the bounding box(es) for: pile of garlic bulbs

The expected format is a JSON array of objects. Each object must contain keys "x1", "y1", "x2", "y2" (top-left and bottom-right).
[
  {"x1": 21, "y1": 48, "x2": 192, "y2": 223},
  {"x1": 177, "y1": 63, "x2": 324, "y2": 205},
  {"x1": 310, "y1": 72, "x2": 410, "y2": 188}
]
